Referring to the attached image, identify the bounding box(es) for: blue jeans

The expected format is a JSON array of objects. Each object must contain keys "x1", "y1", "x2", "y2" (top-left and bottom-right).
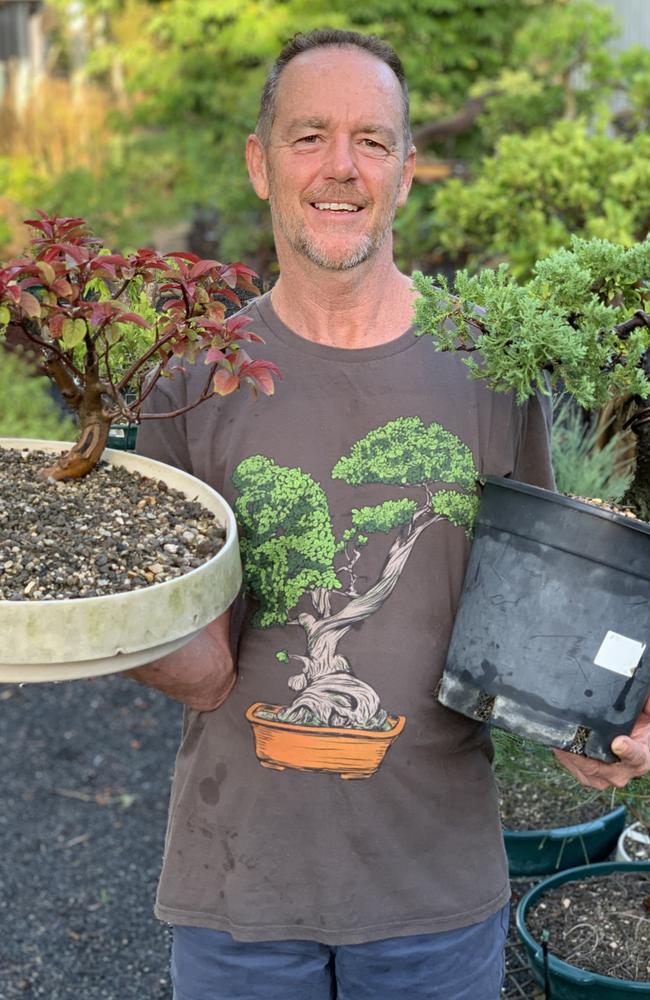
[{"x1": 171, "y1": 904, "x2": 509, "y2": 999}]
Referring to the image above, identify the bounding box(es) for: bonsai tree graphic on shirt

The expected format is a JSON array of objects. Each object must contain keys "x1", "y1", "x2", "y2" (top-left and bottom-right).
[{"x1": 232, "y1": 417, "x2": 479, "y2": 774}]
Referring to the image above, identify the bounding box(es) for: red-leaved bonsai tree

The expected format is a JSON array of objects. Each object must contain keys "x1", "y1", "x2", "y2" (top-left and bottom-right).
[{"x1": 0, "y1": 212, "x2": 280, "y2": 480}]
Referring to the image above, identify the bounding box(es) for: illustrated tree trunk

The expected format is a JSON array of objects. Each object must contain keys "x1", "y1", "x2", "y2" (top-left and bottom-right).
[
  {"x1": 39, "y1": 381, "x2": 111, "y2": 481},
  {"x1": 279, "y1": 513, "x2": 441, "y2": 729}
]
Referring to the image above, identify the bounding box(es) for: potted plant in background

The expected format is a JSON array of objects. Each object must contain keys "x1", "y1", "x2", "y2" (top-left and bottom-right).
[
  {"x1": 494, "y1": 730, "x2": 627, "y2": 877},
  {"x1": 413, "y1": 235, "x2": 650, "y2": 761},
  {"x1": 0, "y1": 212, "x2": 280, "y2": 683},
  {"x1": 516, "y1": 859, "x2": 650, "y2": 997}
]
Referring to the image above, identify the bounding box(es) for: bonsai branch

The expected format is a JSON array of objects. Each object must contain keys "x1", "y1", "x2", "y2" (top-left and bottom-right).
[{"x1": 136, "y1": 364, "x2": 218, "y2": 421}]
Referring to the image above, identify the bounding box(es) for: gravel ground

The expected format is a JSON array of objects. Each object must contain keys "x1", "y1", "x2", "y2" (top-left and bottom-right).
[{"x1": 0, "y1": 674, "x2": 182, "y2": 1000}]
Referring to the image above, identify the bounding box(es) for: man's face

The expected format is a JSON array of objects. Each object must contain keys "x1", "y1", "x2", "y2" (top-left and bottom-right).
[{"x1": 249, "y1": 46, "x2": 415, "y2": 272}]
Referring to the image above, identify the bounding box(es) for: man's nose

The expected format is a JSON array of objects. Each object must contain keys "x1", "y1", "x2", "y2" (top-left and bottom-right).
[{"x1": 323, "y1": 135, "x2": 359, "y2": 182}]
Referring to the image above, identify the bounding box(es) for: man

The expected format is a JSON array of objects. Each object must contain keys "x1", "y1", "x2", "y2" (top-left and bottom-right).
[{"x1": 132, "y1": 29, "x2": 650, "y2": 999}]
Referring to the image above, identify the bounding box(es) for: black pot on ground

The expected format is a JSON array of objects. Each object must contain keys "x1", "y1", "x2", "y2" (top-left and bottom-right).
[{"x1": 438, "y1": 477, "x2": 650, "y2": 762}]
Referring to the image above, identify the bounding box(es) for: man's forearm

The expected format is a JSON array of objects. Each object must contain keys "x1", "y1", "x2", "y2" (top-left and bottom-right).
[{"x1": 126, "y1": 609, "x2": 236, "y2": 711}]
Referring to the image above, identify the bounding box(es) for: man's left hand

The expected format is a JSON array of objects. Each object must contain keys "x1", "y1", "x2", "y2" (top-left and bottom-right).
[{"x1": 553, "y1": 693, "x2": 650, "y2": 790}]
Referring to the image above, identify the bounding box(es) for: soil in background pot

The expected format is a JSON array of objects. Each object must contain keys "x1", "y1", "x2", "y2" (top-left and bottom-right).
[
  {"x1": 498, "y1": 778, "x2": 611, "y2": 831},
  {"x1": 526, "y1": 871, "x2": 650, "y2": 982}
]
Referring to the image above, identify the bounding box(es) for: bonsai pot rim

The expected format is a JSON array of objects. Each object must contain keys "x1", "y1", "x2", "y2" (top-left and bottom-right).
[
  {"x1": 246, "y1": 702, "x2": 406, "y2": 738},
  {"x1": 516, "y1": 860, "x2": 650, "y2": 995},
  {"x1": 0, "y1": 438, "x2": 242, "y2": 681},
  {"x1": 503, "y1": 803, "x2": 627, "y2": 876}
]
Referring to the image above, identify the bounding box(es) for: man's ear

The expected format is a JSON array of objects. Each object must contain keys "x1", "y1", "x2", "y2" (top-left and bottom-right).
[
  {"x1": 246, "y1": 134, "x2": 270, "y2": 201},
  {"x1": 397, "y1": 145, "x2": 416, "y2": 208}
]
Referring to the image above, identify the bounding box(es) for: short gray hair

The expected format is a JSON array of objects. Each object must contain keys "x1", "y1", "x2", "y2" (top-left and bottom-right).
[{"x1": 256, "y1": 29, "x2": 412, "y2": 156}]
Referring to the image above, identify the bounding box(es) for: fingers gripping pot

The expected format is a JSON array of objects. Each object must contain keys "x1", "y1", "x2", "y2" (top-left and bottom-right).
[{"x1": 438, "y1": 477, "x2": 650, "y2": 762}]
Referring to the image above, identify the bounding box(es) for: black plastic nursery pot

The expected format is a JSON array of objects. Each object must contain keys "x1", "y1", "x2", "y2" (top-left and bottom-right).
[
  {"x1": 438, "y1": 477, "x2": 650, "y2": 762},
  {"x1": 516, "y1": 861, "x2": 650, "y2": 998}
]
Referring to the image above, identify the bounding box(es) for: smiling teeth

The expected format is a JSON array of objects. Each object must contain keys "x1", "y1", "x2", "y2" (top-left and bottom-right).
[{"x1": 314, "y1": 203, "x2": 360, "y2": 211}]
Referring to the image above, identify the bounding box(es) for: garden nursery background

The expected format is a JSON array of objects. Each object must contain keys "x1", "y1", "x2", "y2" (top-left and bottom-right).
[{"x1": 1, "y1": 1, "x2": 650, "y2": 998}]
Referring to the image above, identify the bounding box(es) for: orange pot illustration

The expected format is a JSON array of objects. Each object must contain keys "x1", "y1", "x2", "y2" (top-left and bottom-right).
[{"x1": 245, "y1": 702, "x2": 406, "y2": 780}]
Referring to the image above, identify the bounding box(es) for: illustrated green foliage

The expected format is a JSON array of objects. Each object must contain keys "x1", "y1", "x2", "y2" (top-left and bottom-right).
[
  {"x1": 413, "y1": 236, "x2": 650, "y2": 409},
  {"x1": 234, "y1": 420, "x2": 480, "y2": 625},
  {"x1": 332, "y1": 417, "x2": 478, "y2": 491},
  {"x1": 275, "y1": 649, "x2": 289, "y2": 663},
  {"x1": 0, "y1": 352, "x2": 76, "y2": 440},
  {"x1": 350, "y1": 499, "x2": 418, "y2": 535},
  {"x1": 232, "y1": 455, "x2": 341, "y2": 628},
  {"x1": 430, "y1": 489, "x2": 478, "y2": 534}
]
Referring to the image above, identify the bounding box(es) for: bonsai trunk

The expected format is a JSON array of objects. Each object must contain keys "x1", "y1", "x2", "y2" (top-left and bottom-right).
[
  {"x1": 621, "y1": 402, "x2": 650, "y2": 522},
  {"x1": 40, "y1": 382, "x2": 111, "y2": 481},
  {"x1": 278, "y1": 511, "x2": 440, "y2": 729}
]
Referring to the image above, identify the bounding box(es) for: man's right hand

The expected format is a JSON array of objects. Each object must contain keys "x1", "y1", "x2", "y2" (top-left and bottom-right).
[{"x1": 126, "y1": 608, "x2": 236, "y2": 711}]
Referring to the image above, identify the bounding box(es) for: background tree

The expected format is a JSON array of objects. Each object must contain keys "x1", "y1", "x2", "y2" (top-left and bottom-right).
[{"x1": 233, "y1": 418, "x2": 478, "y2": 730}]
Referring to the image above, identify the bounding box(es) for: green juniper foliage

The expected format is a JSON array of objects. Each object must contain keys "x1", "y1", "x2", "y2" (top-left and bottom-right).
[
  {"x1": 413, "y1": 236, "x2": 650, "y2": 518},
  {"x1": 413, "y1": 237, "x2": 650, "y2": 409}
]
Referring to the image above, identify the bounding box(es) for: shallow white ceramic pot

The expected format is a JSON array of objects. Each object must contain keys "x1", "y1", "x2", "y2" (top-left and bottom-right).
[
  {"x1": 0, "y1": 439, "x2": 242, "y2": 683},
  {"x1": 616, "y1": 820, "x2": 650, "y2": 862}
]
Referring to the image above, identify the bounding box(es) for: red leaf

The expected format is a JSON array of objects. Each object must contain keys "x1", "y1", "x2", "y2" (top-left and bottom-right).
[
  {"x1": 190, "y1": 259, "x2": 221, "y2": 280},
  {"x1": 238, "y1": 359, "x2": 281, "y2": 396},
  {"x1": 233, "y1": 262, "x2": 258, "y2": 279},
  {"x1": 205, "y1": 346, "x2": 226, "y2": 364},
  {"x1": 213, "y1": 368, "x2": 240, "y2": 395},
  {"x1": 195, "y1": 319, "x2": 226, "y2": 333},
  {"x1": 57, "y1": 243, "x2": 88, "y2": 265},
  {"x1": 219, "y1": 265, "x2": 238, "y2": 289},
  {"x1": 216, "y1": 287, "x2": 241, "y2": 307},
  {"x1": 49, "y1": 314, "x2": 65, "y2": 339},
  {"x1": 225, "y1": 314, "x2": 254, "y2": 335},
  {"x1": 235, "y1": 330, "x2": 265, "y2": 343},
  {"x1": 19, "y1": 291, "x2": 41, "y2": 318},
  {"x1": 116, "y1": 311, "x2": 150, "y2": 328},
  {"x1": 91, "y1": 254, "x2": 130, "y2": 269},
  {"x1": 51, "y1": 278, "x2": 73, "y2": 297},
  {"x1": 165, "y1": 251, "x2": 200, "y2": 264}
]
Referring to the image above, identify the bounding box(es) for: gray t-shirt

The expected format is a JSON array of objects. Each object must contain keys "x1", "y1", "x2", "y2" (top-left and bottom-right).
[{"x1": 136, "y1": 291, "x2": 554, "y2": 944}]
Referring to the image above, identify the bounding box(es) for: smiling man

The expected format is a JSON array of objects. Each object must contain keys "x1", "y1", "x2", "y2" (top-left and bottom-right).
[{"x1": 133, "y1": 28, "x2": 650, "y2": 1000}]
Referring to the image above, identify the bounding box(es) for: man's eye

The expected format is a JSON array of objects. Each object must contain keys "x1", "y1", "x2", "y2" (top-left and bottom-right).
[
  {"x1": 361, "y1": 139, "x2": 387, "y2": 152},
  {"x1": 296, "y1": 135, "x2": 320, "y2": 145}
]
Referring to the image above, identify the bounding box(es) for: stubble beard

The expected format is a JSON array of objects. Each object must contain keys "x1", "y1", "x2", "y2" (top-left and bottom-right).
[{"x1": 269, "y1": 188, "x2": 398, "y2": 272}]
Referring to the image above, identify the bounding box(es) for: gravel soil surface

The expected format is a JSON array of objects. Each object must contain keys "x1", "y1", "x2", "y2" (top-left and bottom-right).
[
  {"x1": 525, "y1": 871, "x2": 650, "y2": 981},
  {"x1": 0, "y1": 446, "x2": 225, "y2": 601},
  {"x1": 0, "y1": 674, "x2": 182, "y2": 1000}
]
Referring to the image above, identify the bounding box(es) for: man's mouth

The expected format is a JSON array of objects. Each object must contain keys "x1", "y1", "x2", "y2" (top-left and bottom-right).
[{"x1": 311, "y1": 202, "x2": 363, "y2": 212}]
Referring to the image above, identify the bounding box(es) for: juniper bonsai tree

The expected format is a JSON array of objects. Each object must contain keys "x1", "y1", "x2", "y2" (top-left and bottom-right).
[
  {"x1": 413, "y1": 236, "x2": 650, "y2": 520},
  {"x1": 0, "y1": 212, "x2": 280, "y2": 481}
]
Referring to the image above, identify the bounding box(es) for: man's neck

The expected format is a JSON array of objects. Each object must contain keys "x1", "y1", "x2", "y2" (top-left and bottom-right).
[{"x1": 269, "y1": 248, "x2": 417, "y2": 350}]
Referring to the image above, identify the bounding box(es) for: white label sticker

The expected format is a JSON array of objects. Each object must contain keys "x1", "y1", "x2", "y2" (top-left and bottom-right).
[{"x1": 594, "y1": 631, "x2": 646, "y2": 677}]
